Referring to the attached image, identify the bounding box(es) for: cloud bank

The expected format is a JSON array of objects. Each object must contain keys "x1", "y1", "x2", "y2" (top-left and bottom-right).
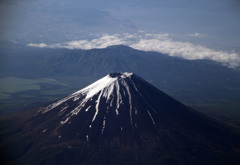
[{"x1": 27, "y1": 33, "x2": 240, "y2": 68}]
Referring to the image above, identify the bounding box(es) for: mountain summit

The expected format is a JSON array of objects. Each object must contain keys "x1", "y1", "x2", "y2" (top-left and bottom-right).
[
  {"x1": 38, "y1": 72, "x2": 165, "y2": 145},
  {"x1": 3, "y1": 72, "x2": 240, "y2": 164}
]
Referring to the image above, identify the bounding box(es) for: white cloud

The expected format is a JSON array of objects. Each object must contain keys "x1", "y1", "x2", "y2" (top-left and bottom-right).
[
  {"x1": 27, "y1": 35, "x2": 127, "y2": 50},
  {"x1": 189, "y1": 32, "x2": 203, "y2": 38},
  {"x1": 27, "y1": 43, "x2": 48, "y2": 48},
  {"x1": 130, "y1": 34, "x2": 240, "y2": 68},
  {"x1": 27, "y1": 33, "x2": 240, "y2": 68}
]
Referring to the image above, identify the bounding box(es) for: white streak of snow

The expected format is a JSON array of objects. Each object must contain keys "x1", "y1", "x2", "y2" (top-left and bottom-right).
[
  {"x1": 102, "y1": 83, "x2": 115, "y2": 102},
  {"x1": 115, "y1": 81, "x2": 121, "y2": 116},
  {"x1": 101, "y1": 117, "x2": 106, "y2": 134},
  {"x1": 42, "y1": 97, "x2": 70, "y2": 114},
  {"x1": 123, "y1": 81, "x2": 133, "y2": 124},
  {"x1": 110, "y1": 97, "x2": 114, "y2": 107},
  {"x1": 70, "y1": 99, "x2": 87, "y2": 115},
  {"x1": 92, "y1": 90, "x2": 103, "y2": 122},
  {"x1": 60, "y1": 117, "x2": 70, "y2": 125},
  {"x1": 147, "y1": 110, "x2": 156, "y2": 125},
  {"x1": 131, "y1": 79, "x2": 139, "y2": 93},
  {"x1": 85, "y1": 106, "x2": 91, "y2": 112},
  {"x1": 58, "y1": 106, "x2": 69, "y2": 116}
]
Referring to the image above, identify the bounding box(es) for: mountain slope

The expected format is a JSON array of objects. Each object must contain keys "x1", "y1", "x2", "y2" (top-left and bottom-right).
[{"x1": 2, "y1": 72, "x2": 240, "y2": 165}]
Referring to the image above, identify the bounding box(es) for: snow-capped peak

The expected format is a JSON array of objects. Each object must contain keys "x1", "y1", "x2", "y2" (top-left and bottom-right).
[
  {"x1": 39, "y1": 72, "x2": 160, "y2": 140},
  {"x1": 73, "y1": 72, "x2": 133, "y2": 99},
  {"x1": 40, "y1": 72, "x2": 134, "y2": 114}
]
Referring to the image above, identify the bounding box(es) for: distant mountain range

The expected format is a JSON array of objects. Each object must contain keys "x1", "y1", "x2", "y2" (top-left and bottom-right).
[
  {"x1": 1, "y1": 44, "x2": 240, "y2": 118},
  {"x1": 1, "y1": 73, "x2": 240, "y2": 165}
]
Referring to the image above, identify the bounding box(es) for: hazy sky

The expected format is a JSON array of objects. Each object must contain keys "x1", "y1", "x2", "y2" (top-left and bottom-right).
[{"x1": 1, "y1": 0, "x2": 240, "y2": 66}]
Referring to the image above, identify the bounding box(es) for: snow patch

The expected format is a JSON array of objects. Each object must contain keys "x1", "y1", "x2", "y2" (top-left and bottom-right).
[
  {"x1": 120, "y1": 72, "x2": 133, "y2": 78},
  {"x1": 85, "y1": 106, "x2": 91, "y2": 112},
  {"x1": 70, "y1": 99, "x2": 87, "y2": 115},
  {"x1": 73, "y1": 75, "x2": 117, "y2": 99}
]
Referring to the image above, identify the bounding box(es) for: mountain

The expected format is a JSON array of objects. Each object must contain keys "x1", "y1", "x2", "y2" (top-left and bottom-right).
[
  {"x1": 1, "y1": 72, "x2": 240, "y2": 165},
  {"x1": 2, "y1": 45, "x2": 240, "y2": 120}
]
